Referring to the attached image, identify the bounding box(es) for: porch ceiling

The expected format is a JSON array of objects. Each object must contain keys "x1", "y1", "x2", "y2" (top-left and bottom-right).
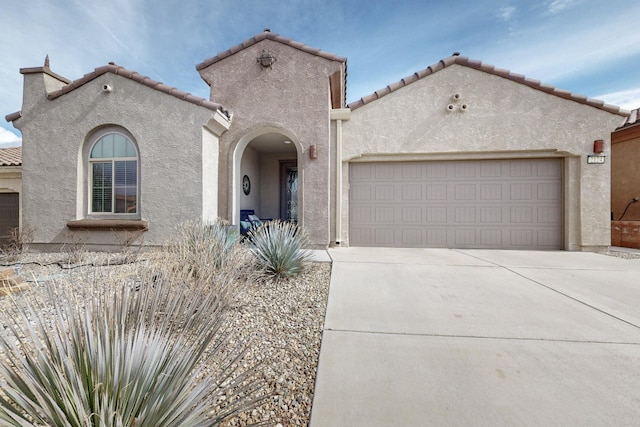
[{"x1": 249, "y1": 132, "x2": 297, "y2": 154}]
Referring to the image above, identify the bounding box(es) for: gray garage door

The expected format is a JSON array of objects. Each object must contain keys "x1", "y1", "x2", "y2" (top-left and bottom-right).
[
  {"x1": 0, "y1": 193, "x2": 19, "y2": 243},
  {"x1": 349, "y1": 159, "x2": 563, "y2": 249}
]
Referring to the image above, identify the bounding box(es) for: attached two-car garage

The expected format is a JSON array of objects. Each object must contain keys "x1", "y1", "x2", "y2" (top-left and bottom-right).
[{"x1": 349, "y1": 158, "x2": 563, "y2": 249}]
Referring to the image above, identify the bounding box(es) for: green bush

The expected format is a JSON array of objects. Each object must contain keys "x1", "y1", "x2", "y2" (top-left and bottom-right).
[
  {"x1": 0, "y1": 265, "x2": 264, "y2": 426},
  {"x1": 249, "y1": 220, "x2": 312, "y2": 279}
]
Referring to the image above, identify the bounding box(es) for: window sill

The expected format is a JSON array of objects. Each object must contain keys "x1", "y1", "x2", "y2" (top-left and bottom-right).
[{"x1": 66, "y1": 219, "x2": 148, "y2": 231}]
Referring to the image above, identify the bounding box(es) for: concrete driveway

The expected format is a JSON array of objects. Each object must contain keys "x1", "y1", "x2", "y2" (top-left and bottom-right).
[{"x1": 309, "y1": 248, "x2": 640, "y2": 426}]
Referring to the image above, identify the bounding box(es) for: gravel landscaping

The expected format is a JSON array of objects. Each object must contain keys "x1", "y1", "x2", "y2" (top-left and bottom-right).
[{"x1": 0, "y1": 251, "x2": 332, "y2": 426}]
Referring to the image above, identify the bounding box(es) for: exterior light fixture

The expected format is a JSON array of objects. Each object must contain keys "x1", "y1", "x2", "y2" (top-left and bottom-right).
[
  {"x1": 309, "y1": 144, "x2": 317, "y2": 159},
  {"x1": 593, "y1": 139, "x2": 604, "y2": 154},
  {"x1": 257, "y1": 49, "x2": 277, "y2": 68},
  {"x1": 587, "y1": 139, "x2": 606, "y2": 164}
]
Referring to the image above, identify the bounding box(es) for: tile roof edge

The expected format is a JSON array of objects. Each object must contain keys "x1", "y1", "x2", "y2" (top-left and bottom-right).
[
  {"x1": 45, "y1": 63, "x2": 231, "y2": 118},
  {"x1": 0, "y1": 147, "x2": 22, "y2": 166},
  {"x1": 348, "y1": 54, "x2": 629, "y2": 117},
  {"x1": 195, "y1": 30, "x2": 346, "y2": 71},
  {"x1": 616, "y1": 108, "x2": 640, "y2": 129}
]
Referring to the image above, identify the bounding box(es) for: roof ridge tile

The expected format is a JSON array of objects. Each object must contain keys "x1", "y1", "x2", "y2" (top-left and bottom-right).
[
  {"x1": 196, "y1": 30, "x2": 346, "y2": 71},
  {"x1": 349, "y1": 54, "x2": 628, "y2": 116},
  {"x1": 42, "y1": 63, "x2": 229, "y2": 117}
]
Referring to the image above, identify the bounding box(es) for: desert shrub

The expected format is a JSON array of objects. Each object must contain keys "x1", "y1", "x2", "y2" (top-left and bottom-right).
[
  {"x1": 165, "y1": 219, "x2": 256, "y2": 284},
  {"x1": 249, "y1": 220, "x2": 312, "y2": 279},
  {"x1": 0, "y1": 264, "x2": 264, "y2": 426},
  {"x1": 0, "y1": 225, "x2": 35, "y2": 262}
]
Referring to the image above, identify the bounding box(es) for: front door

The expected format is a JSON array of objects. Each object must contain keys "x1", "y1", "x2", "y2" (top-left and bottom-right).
[{"x1": 280, "y1": 160, "x2": 298, "y2": 222}]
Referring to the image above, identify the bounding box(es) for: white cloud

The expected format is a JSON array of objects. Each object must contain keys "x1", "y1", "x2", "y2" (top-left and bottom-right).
[
  {"x1": 596, "y1": 87, "x2": 640, "y2": 111},
  {"x1": 547, "y1": 0, "x2": 578, "y2": 14},
  {"x1": 0, "y1": 127, "x2": 21, "y2": 148},
  {"x1": 498, "y1": 6, "x2": 516, "y2": 21},
  {"x1": 481, "y1": 5, "x2": 640, "y2": 85}
]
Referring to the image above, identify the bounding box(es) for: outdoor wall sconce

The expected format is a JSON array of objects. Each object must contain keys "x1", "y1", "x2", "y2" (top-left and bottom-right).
[
  {"x1": 593, "y1": 139, "x2": 604, "y2": 154},
  {"x1": 309, "y1": 144, "x2": 317, "y2": 159},
  {"x1": 257, "y1": 49, "x2": 277, "y2": 68}
]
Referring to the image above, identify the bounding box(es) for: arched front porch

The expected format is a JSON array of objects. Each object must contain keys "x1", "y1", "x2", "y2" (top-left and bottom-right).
[{"x1": 232, "y1": 128, "x2": 300, "y2": 228}]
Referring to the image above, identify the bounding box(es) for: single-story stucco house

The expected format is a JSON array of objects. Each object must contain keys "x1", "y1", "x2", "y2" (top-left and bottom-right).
[
  {"x1": 0, "y1": 147, "x2": 22, "y2": 243},
  {"x1": 4, "y1": 30, "x2": 630, "y2": 251}
]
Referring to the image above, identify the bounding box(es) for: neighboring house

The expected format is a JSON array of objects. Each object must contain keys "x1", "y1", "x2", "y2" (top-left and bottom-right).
[
  {"x1": 0, "y1": 147, "x2": 22, "y2": 243},
  {"x1": 4, "y1": 30, "x2": 629, "y2": 251},
  {"x1": 611, "y1": 108, "x2": 640, "y2": 248}
]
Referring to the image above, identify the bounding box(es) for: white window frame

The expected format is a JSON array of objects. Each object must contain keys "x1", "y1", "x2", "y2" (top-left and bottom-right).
[{"x1": 86, "y1": 129, "x2": 140, "y2": 218}]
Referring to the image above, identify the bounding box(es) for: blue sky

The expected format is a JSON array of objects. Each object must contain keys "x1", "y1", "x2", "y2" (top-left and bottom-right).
[{"x1": 1, "y1": 0, "x2": 639, "y2": 148}]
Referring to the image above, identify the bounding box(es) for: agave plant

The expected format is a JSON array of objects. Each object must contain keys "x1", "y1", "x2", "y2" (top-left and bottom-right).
[
  {"x1": 0, "y1": 264, "x2": 264, "y2": 426},
  {"x1": 249, "y1": 220, "x2": 312, "y2": 279}
]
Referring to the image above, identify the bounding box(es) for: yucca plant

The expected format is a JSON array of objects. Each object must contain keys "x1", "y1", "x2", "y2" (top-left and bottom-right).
[
  {"x1": 0, "y1": 265, "x2": 264, "y2": 426},
  {"x1": 249, "y1": 220, "x2": 312, "y2": 279}
]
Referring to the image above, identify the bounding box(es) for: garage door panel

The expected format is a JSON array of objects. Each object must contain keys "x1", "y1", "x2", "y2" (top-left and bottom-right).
[
  {"x1": 480, "y1": 206, "x2": 502, "y2": 223},
  {"x1": 455, "y1": 184, "x2": 476, "y2": 200},
  {"x1": 375, "y1": 185, "x2": 395, "y2": 201},
  {"x1": 538, "y1": 206, "x2": 561, "y2": 223},
  {"x1": 537, "y1": 182, "x2": 561, "y2": 200},
  {"x1": 480, "y1": 184, "x2": 502, "y2": 200},
  {"x1": 426, "y1": 229, "x2": 447, "y2": 245},
  {"x1": 479, "y1": 229, "x2": 502, "y2": 246},
  {"x1": 426, "y1": 184, "x2": 447, "y2": 200},
  {"x1": 350, "y1": 159, "x2": 562, "y2": 249},
  {"x1": 401, "y1": 207, "x2": 422, "y2": 223},
  {"x1": 426, "y1": 207, "x2": 447, "y2": 223},
  {"x1": 537, "y1": 229, "x2": 562, "y2": 247},
  {"x1": 510, "y1": 230, "x2": 534, "y2": 247},
  {"x1": 350, "y1": 185, "x2": 372, "y2": 201},
  {"x1": 455, "y1": 229, "x2": 477, "y2": 245},
  {"x1": 374, "y1": 207, "x2": 394, "y2": 222},
  {"x1": 401, "y1": 184, "x2": 422, "y2": 200}
]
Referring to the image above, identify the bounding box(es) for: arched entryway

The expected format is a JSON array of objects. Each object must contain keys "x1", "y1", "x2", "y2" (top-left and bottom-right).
[{"x1": 232, "y1": 129, "x2": 300, "y2": 227}]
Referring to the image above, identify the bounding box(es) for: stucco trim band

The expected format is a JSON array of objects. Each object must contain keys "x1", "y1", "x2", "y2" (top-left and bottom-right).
[{"x1": 345, "y1": 148, "x2": 573, "y2": 163}]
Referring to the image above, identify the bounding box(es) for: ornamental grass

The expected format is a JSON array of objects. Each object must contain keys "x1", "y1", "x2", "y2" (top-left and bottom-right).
[{"x1": 0, "y1": 223, "x2": 266, "y2": 426}]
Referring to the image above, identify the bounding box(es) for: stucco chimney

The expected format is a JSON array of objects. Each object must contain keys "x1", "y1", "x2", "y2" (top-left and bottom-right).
[{"x1": 17, "y1": 56, "x2": 71, "y2": 119}]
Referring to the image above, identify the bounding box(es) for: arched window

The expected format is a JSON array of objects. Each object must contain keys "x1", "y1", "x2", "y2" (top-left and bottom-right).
[{"x1": 89, "y1": 132, "x2": 138, "y2": 214}]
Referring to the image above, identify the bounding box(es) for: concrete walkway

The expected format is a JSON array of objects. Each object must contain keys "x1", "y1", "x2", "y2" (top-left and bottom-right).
[{"x1": 310, "y1": 248, "x2": 640, "y2": 426}]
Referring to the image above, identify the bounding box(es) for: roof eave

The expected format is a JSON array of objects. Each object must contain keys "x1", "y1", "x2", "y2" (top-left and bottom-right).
[
  {"x1": 196, "y1": 30, "x2": 347, "y2": 71},
  {"x1": 349, "y1": 55, "x2": 629, "y2": 117},
  {"x1": 44, "y1": 63, "x2": 231, "y2": 119}
]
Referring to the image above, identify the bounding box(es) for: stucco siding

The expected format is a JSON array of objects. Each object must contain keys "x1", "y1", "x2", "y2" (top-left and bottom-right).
[
  {"x1": 199, "y1": 38, "x2": 343, "y2": 248},
  {"x1": 240, "y1": 146, "x2": 261, "y2": 211},
  {"x1": 342, "y1": 64, "x2": 624, "y2": 250},
  {"x1": 15, "y1": 72, "x2": 223, "y2": 248}
]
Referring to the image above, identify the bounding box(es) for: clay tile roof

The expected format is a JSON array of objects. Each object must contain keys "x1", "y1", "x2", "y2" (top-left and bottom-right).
[
  {"x1": 46, "y1": 63, "x2": 230, "y2": 118},
  {"x1": 0, "y1": 147, "x2": 21, "y2": 166},
  {"x1": 618, "y1": 108, "x2": 640, "y2": 129},
  {"x1": 348, "y1": 54, "x2": 628, "y2": 117},
  {"x1": 195, "y1": 29, "x2": 347, "y2": 70}
]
